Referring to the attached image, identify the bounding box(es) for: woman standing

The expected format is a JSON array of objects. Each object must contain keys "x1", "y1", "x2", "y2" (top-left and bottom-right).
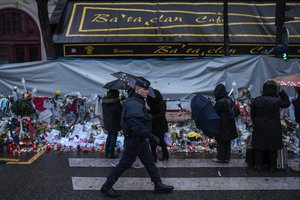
[
  {"x1": 213, "y1": 83, "x2": 239, "y2": 163},
  {"x1": 147, "y1": 89, "x2": 169, "y2": 162},
  {"x1": 102, "y1": 89, "x2": 122, "y2": 158},
  {"x1": 251, "y1": 80, "x2": 290, "y2": 171},
  {"x1": 292, "y1": 86, "x2": 300, "y2": 153}
]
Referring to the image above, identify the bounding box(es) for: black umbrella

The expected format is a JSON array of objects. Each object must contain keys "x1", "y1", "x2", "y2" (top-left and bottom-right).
[
  {"x1": 111, "y1": 72, "x2": 137, "y2": 88},
  {"x1": 103, "y1": 79, "x2": 129, "y2": 90},
  {"x1": 191, "y1": 94, "x2": 220, "y2": 138},
  {"x1": 111, "y1": 71, "x2": 155, "y2": 97}
]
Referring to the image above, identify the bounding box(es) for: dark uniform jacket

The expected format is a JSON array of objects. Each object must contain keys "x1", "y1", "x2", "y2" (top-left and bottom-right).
[
  {"x1": 251, "y1": 85, "x2": 290, "y2": 151},
  {"x1": 121, "y1": 93, "x2": 152, "y2": 140},
  {"x1": 213, "y1": 84, "x2": 239, "y2": 141},
  {"x1": 102, "y1": 96, "x2": 122, "y2": 133}
]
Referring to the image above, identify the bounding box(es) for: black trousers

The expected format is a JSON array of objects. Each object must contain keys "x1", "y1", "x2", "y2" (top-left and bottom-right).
[
  {"x1": 216, "y1": 141, "x2": 231, "y2": 161},
  {"x1": 106, "y1": 138, "x2": 161, "y2": 186},
  {"x1": 254, "y1": 149, "x2": 277, "y2": 169}
]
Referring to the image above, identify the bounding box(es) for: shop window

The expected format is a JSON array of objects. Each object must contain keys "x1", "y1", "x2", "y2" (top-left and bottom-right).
[
  {"x1": 29, "y1": 47, "x2": 38, "y2": 61},
  {"x1": 16, "y1": 47, "x2": 25, "y2": 62},
  {"x1": 0, "y1": 46, "x2": 9, "y2": 64},
  {"x1": 0, "y1": 9, "x2": 41, "y2": 64},
  {"x1": 1, "y1": 12, "x2": 22, "y2": 36}
]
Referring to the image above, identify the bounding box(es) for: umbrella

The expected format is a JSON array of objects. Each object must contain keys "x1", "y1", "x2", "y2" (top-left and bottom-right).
[
  {"x1": 111, "y1": 71, "x2": 137, "y2": 88},
  {"x1": 191, "y1": 94, "x2": 220, "y2": 138},
  {"x1": 275, "y1": 74, "x2": 300, "y2": 87},
  {"x1": 111, "y1": 71, "x2": 155, "y2": 97},
  {"x1": 103, "y1": 79, "x2": 129, "y2": 90}
]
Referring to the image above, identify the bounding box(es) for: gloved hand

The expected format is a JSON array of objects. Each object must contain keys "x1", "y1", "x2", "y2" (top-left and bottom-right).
[{"x1": 150, "y1": 135, "x2": 160, "y2": 144}]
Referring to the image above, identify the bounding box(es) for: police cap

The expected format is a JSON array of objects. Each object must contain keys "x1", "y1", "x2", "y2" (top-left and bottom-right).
[{"x1": 135, "y1": 77, "x2": 151, "y2": 89}]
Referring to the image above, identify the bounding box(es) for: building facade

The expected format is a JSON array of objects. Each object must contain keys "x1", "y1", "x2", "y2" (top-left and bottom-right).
[
  {"x1": 1, "y1": 0, "x2": 299, "y2": 64},
  {"x1": 0, "y1": 0, "x2": 59, "y2": 64}
]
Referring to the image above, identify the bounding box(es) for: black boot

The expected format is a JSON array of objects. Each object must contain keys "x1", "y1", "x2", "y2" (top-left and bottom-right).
[
  {"x1": 159, "y1": 154, "x2": 169, "y2": 161},
  {"x1": 109, "y1": 154, "x2": 118, "y2": 159},
  {"x1": 154, "y1": 181, "x2": 174, "y2": 193},
  {"x1": 101, "y1": 181, "x2": 120, "y2": 198}
]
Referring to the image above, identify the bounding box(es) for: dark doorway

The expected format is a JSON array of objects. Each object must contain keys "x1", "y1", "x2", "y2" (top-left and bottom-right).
[{"x1": 0, "y1": 9, "x2": 41, "y2": 64}]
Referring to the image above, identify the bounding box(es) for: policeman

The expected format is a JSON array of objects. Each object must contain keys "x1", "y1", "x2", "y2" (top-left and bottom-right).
[{"x1": 101, "y1": 77, "x2": 174, "y2": 198}]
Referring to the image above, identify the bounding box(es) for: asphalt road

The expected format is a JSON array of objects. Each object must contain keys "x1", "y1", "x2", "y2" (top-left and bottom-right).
[{"x1": 0, "y1": 151, "x2": 299, "y2": 200}]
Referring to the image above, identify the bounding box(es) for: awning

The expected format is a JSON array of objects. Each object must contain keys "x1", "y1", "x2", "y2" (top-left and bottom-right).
[{"x1": 52, "y1": 0, "x2": 300, "y2": 57}]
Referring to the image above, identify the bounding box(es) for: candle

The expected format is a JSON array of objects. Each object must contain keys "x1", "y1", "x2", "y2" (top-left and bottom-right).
[{"x1": 47, "y1": 144, "x2": 51, "y2": 151}]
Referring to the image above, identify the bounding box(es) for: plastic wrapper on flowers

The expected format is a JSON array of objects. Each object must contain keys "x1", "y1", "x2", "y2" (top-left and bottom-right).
[
  {"x1": 0, "y1": 89, "x2": 299, "y2": 155},
  {"x1": 166, "y1": 121, "x2": 217, "y2": 154}
]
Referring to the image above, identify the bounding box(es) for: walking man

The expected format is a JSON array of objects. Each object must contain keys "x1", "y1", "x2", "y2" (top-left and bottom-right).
[{"x1": 101, "y1": 77, "x2": 174, "y2": 198}]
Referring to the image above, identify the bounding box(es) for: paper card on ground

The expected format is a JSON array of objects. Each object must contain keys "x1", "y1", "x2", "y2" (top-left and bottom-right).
[
  {"x1": 84, "y1": 122, "x2": 93, "y2": 131},
  {"x1": 60, "y1": 137, "x2": 70, "y2": 146},
  {"x1": 92, "y1": 117, "x2": 101, "y2": 125},
  {"x1": 38, "y1": 109, "x2": 53, "y2": 122},
  {"x1": 74, "y1": 124, "x2": 83, "y2": 134},
  {"x1": 50, "y1": 129, "x2": 60, "y2": 136},
  {"x1": 43, "y1": 101, "x2": 54, "y2": 109},
  {"x1": 94, "y1": 139, "x2": 106, "y2": 146},
  {"x1": 79, "y1": 131, "x2": 90, "y2": 140}
]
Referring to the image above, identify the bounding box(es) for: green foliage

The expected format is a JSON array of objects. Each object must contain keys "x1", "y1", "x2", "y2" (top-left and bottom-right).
[
  {"x1": 11, "y1": 99, "x2": 35, "y2": 117},
  {"x1": 53, "y1": 123, "x2": 68, "y2": 137}
]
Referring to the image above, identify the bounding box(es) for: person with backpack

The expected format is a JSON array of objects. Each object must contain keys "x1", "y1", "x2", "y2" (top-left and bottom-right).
[{"x1": 212, "y1": 83, "x2": 239, "y2": 163}]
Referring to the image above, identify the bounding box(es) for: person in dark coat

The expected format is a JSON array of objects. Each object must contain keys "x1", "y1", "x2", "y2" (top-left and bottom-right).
[
  {"x1": 251, "y1": 80, "x2": 290, "y2": 171},
  {"x1": 102, "y1": 89, "x2": 122, "y2": 158},
  {"x1": 100, "y1": 77, "x2": 174, "y2": 198},
  {"x1": 147, "y1": 89, "x2": 169, "y2": 162},
  {"x1": 292, "y1": 86, "x2": 300, "y2": 151},
  {"x1": 213, "y1": 83, "x2": 239, "y2": 163}
]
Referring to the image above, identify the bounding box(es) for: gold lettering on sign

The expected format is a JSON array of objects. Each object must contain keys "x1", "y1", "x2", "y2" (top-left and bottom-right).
[
  {"x1": 195, "y1": 16, "x2": 223, "y2": 23},
  {"x1": 250, "y1": 46, "x2": 275, "y2": 54},
  {"x1": 154, "y1": 46, "x2": 178, "y2": 54},
  {"x1": 113, "y1": 49, "x2": 134, "y2": 53},
  {"x1": 186, "y1": 48, "x2": 201, "y2": 54},
  {"x1": 207, "y1": 47, "x2": 236, "y2": 54},
  {"x1": 85, "y1": 46, "x2": 95, "y2": 54},
  {"x1": 127, "y1": 16, "x2": 142, "y2": 23},
  {"x1": 148, "y1": 15, "x2": 183, "y2": 24},
  {"x1": 92, "y1": 14, "x2": 109, "y2": 22},
  {"x1": 92, "y1": 14, "x2": 118, "y2": 23}
]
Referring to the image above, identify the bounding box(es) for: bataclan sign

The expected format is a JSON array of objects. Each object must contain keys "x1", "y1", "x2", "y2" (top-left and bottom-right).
[{"x1": 53, "y1": 1, "x2": 300, "y2": 58}]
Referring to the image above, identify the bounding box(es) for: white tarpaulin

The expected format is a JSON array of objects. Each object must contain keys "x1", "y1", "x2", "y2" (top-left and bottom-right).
[{"x1": 1, "y1": 55, "x2": 300, "y2": 99}]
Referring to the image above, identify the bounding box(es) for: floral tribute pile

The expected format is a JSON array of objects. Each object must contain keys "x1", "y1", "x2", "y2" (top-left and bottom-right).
[{"x1": 0, "y1": 80, "x2": 299, "y2": 156}]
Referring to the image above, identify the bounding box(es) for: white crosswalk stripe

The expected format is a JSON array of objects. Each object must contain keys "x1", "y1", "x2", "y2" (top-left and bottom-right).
[
  {"x1": 72, "y1": 177, "x2": 300, "y2": 191},
  {"x1": 70, "y1": 158, "x2": 300, "y2": 191},
  {"x1": 69, "y1": 158, "x2": 299, "y2": 168}
]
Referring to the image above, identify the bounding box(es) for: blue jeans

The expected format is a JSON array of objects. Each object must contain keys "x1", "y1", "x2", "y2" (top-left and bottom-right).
[
  {"x1": 106, "y1": 138, "x2": 161, "y2": 186},
  {"x1": 105, "y1": 131, "x2": 118, "y2": 156}
]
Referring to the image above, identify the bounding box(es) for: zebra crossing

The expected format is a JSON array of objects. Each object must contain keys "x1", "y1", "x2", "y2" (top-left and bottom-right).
[{"x1": 69, "y1": 157, "x2": 300, "y2": 191}]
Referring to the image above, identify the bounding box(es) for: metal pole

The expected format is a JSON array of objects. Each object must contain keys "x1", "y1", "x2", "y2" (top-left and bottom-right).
[
  {"x1": 275, "y1": 0, "x2": 285, "y2": 57},
  {"x1": 223, "y1": 0, "x2": 229, "y2": 56}
]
